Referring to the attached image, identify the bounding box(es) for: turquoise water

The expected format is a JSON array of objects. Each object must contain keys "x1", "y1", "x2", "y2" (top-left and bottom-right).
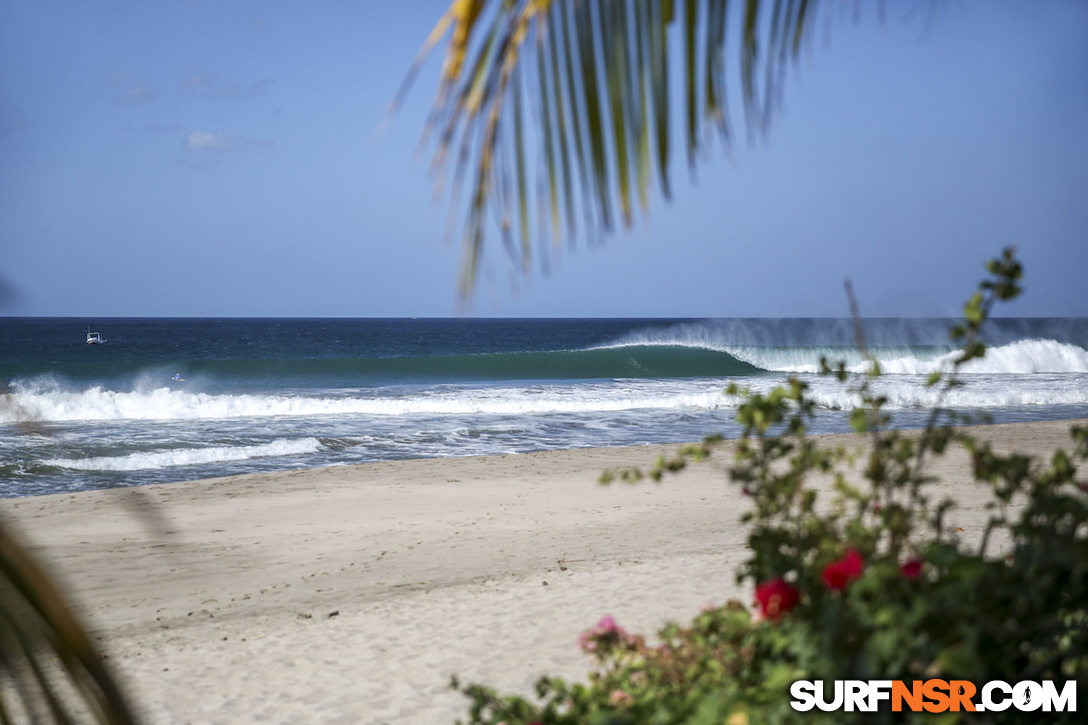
[{"x1": 2, "y1": 317, "x2": 1086, "y2": 497}]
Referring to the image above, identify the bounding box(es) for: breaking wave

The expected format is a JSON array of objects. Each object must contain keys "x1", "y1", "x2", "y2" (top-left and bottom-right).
[
  {"x1": 4, "y1": 373, "x2": 1087, "y2": 426},
  {"x1": 1, "y1": 381, "x2": 734, "y2": 423},
  {"x1": 600, "y1": 338, "x2": 1088, "y2": 375}
]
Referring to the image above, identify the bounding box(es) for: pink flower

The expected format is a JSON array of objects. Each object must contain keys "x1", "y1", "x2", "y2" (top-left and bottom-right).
[
  {"x1": 822, "y1": 548, "x2": 864, "y2": 591},
  {"x1": 579, "y1": 615, "x2": 636, "y2": 654},
  {"x1": 609, "y1": 689, "x2": 633, "y2": 706},
  {"x1": 900, "y1": 559, "x2": 924, "y2": 579},
  {"x1": 755, "y1": 577, "x2": 800, "y2": 619}
]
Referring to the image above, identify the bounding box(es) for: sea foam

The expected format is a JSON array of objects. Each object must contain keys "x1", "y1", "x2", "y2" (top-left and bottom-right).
[
  {"x1": 44, "y1": 437, "x2": 323, "y2": 471},
  {"x1": 4, "y1": 372, "x2": 1088, "y2": 426},
  {"x1": 1, "y1": 383, "x2": 733, "y2": 423}
]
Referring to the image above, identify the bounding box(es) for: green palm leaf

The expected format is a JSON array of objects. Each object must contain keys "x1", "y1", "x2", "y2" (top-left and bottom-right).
[
  {"x1": 405, "y1": 0, "x2": 852, "y2": 298},
  {"x1": 0, "y1": 521, "x2": 138, "y2": 724}
]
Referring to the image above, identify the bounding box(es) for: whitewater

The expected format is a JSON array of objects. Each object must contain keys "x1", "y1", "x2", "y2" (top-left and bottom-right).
[{"x1": 2, "y1": 317, "x2": 1086, "y2": 497}]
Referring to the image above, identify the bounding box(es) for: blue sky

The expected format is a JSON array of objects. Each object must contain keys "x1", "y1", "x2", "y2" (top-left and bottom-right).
[{"x1": 1, "y1": 0, "x2": 1085, "y2": 317}]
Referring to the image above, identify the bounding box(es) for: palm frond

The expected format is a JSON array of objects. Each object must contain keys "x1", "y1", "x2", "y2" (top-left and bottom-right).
[
  {"x1": 409, "y1": 0, "x2": 852, "y2": 299},
  {"x1": 0, "y1": 520, "x2": 138, "y2": 724}
]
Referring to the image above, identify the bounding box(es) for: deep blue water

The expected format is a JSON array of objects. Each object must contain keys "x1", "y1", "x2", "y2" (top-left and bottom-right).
[{"x1": 2, "y1": 317, "x2": 1086, "y2": 497}]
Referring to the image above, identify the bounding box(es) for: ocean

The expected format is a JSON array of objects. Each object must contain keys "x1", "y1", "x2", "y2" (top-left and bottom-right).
[{"x1": 2, "y1": 317, "x2": 1086, "y2": 498}]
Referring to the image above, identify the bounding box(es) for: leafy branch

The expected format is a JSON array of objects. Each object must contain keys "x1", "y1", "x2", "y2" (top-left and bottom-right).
[{"x1": 455, "y1": 249, "x2": 1088, "y2": 723}]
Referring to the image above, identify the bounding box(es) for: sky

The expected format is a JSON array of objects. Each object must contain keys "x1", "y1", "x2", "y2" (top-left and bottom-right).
[{"x1": 1, "y1": 0, "x2": 1085, "y2": 318}]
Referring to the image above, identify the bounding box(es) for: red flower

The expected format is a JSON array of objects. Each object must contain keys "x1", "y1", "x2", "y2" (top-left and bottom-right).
[
  {"x1": 900, "y1": 559, "x2": 924, "y2": 579},
  {"x1": 755, "y1": 577, "x2": 800, "y2": 619},
  {"x1": 822, "y1": 548, "x2": 864, "y2": 591}
]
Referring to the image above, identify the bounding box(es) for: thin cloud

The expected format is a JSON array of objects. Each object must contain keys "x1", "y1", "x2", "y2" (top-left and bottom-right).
[
  {"x1": 185, "y1": 131, "x2": 236, "y2": 152},
  {"x1": 111, "y1": 75, "x2": 159, "y2": 106},
  {"x1": 179, "y1": 74, "x2": 272, "y2": 100},
  {"x1": 136, "y1": 123, "x2": 183, "y2": 134},
  {"x1": 116, "y1": 85, "x2": 158, "y2": 105}
]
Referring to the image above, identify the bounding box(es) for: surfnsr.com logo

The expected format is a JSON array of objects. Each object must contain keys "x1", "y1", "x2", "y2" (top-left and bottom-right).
[{"x1": 790, "y1": 679, "x2": 1077, "y2": 713}]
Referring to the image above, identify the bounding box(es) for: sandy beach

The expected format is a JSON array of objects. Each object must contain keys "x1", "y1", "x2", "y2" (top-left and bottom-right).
[{"x1": 1, "y1": 419, "x2": 1082, "y2": 724}]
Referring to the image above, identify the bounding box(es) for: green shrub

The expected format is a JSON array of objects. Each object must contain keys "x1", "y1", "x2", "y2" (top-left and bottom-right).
[{"x1": 453, "y1": 249, "x2": 1087, "y2": 723}]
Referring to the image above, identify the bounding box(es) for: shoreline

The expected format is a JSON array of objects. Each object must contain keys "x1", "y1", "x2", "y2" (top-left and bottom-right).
[{"x1": 2, "y1": 418, "x2": 1083, "y2": 723}]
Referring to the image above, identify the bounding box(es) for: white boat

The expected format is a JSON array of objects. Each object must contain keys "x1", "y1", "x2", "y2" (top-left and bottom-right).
[{"x1": 86, "y1": 330, "x2": 104, "y2": 345}]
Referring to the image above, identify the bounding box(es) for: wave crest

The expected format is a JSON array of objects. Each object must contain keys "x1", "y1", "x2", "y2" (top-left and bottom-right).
[{"x1": 602, "y1": 337, "x2": 1088, "y2": 375}]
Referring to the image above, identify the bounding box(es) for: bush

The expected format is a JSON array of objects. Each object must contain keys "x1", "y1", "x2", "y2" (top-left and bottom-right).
[{"x1": 452, "y1": 249, "x2": 1088, "y2": 723}]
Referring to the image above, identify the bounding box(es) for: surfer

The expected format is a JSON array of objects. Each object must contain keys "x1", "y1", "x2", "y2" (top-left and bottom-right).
[{"x1": 171, "y1": 372, "x2": 185, "y2": 382}]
